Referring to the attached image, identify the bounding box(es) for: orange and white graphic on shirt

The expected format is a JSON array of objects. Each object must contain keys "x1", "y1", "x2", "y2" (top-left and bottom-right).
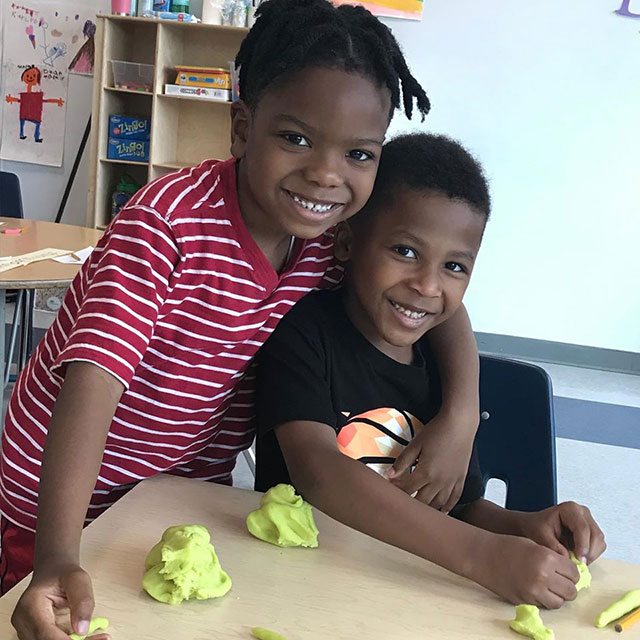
[{"x1": 337, "y1": 407, "x2": 424, "y2": 475}]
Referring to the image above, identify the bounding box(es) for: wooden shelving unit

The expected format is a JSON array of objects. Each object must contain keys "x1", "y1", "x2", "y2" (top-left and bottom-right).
[{"x1": 86, "y1": 15, "x2": 247, "y2": 228}]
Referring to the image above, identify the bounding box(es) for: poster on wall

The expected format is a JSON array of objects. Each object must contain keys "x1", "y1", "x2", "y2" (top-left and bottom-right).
[
  {"x1": 332, "y1": 0, "x2": 424, "y2": 21},
  {"x1": 1, "y1": 2, "x2": 97, "y2": 167}
]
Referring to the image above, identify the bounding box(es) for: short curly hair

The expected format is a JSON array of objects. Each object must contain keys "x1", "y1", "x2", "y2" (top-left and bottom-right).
[
  {"x1": 235, "y1": 0, "x2": 430, "y2": 122},
  {"x1": 367, "y1": 133, "x2": 491, "y2": 218}
]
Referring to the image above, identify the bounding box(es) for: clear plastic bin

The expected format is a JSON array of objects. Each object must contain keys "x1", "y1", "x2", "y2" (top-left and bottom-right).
[{"x1": 111, "y1": 60, "x2": 154, "y2": 92}]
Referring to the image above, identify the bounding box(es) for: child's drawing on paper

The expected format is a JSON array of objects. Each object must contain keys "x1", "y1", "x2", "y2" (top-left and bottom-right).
[
  {"x1": 4, "y1": 66, "x2": 65, "y2": 143},
  {"x1": 1, "y1": 1, "x2": 97, "y2": 166},
  {"x1": 68, "y1": 20, "x2": 96, "y2": 75}
]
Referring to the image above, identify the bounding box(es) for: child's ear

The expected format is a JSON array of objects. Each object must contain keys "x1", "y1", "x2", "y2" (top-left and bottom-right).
[
  {"x1": 333, "y1": 222, "x2": 354, "y2": 263},
  {"x1": 230, "y1": 100, "x2": 252, "y2": 159}
]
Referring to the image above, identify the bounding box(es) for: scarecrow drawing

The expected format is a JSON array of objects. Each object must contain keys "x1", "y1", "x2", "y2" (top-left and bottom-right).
[{"x1": 4, "y1": 65, "x2": 64, "y2": 143}]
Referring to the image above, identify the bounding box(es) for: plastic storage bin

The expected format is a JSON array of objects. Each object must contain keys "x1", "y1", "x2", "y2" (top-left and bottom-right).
[{"x1": 111, "y1": 60, "x2": 154, "y2": 92}]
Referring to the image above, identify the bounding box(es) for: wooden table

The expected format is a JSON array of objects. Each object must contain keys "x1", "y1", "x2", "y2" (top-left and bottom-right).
[
  {"x1": 0, "y1": 475, "x2": 637, "y2": 639},
  {"x1": 1, "y1": 217, "x2": 103, "y2": 403}
]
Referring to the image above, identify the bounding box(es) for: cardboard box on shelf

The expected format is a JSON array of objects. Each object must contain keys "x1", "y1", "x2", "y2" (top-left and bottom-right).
[{"x1": 164, "y1": 83, "x2": 231, "y2": 102}]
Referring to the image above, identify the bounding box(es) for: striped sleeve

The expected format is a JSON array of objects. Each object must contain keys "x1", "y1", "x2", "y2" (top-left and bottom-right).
[{"x1": 51, "y1": 206, "x2": 180, "y2": 387}]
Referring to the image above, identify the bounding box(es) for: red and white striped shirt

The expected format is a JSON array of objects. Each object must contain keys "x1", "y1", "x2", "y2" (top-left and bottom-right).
[{"x1": 0, "y1": 158, "x2": 343, "y2": 532}]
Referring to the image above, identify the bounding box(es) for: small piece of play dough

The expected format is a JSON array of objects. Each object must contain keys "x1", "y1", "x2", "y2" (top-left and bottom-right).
[
  {"x1": 509, "y1": 604, "x2": 554, "y2": 640},
  {"x1": 251, "y1": 627, "x2": 289, "y2": 640},
  {"x1": 569, "y1": 552, "x2": 591, "y2": 591},
  {"x1": 142, "y1": 524, "x2": 231, "y2": 605},
  {"x1": 595, "y1": 589, "x2": 640, "y2": 628},
  {"x1": 246, "y1": 484, "x2": 319, "y2": 548},
  {"x1": 68, "y1": 617, "x2": 109, "y2": 640}
]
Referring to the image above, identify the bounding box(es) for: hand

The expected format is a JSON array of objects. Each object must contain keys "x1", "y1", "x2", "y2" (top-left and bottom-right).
[
  {"x1": 474, "y1": 534, "x2": 579, "y2": 609},
  {"x1": 386, "y1": 411, "x2": 475, "y2": 513},
  {"x1": 519, "y1": 501, "x2": 606, "y2": 565},
  {"x1": 11, "y1": 562, "x2": 110, "y2": 640},
  {"x1": 56, "y1": 98, "x2": 64, "y2": 107},
  {"x1": 5, "y1": 94, "x2": 19, "y2": 103}
]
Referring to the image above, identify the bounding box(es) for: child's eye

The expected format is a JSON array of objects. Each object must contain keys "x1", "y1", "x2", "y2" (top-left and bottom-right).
[
  {"x1": 348, "y1": 149, "x2": 374, "y2": 162},
  {"x1": 392, "y1": 246, "x2": 417, "y2": 259},
  {"x1": 445, "y1": 262, "x2": 466, "y2": 273},
  {"x1": 281, "y1": 133, "x2": 310, "y2": 147}
]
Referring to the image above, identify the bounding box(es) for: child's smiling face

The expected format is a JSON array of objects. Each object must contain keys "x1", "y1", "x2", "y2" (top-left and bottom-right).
[
  {"x1": 231, "y1": 66, "x2": 390, "y2": 242},
  {"x1": 22, "y1": 67, "x2": 40, "y2": 86},
  {"x1": 338, "y1": 187, "x2": 486, "y2": 363}
]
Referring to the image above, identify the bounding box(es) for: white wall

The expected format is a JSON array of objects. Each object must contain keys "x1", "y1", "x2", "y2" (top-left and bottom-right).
[
  {"x1": 0, "y1": 0, "x2": 108, "y2": 227},
  {"x1": 384, "y1": 1, "x2": 640, "y2": 353},
  {"x1": 2, "y1": 1, "x2": 638, "y2": 352}
]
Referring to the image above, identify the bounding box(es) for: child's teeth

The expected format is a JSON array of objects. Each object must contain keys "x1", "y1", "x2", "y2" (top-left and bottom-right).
[
  {"x1": 293, "y1": 194, "x2": 333, "y2": 213},
  {"x1": 392, "y1": 301, "x2": 427, "y2": 319}
]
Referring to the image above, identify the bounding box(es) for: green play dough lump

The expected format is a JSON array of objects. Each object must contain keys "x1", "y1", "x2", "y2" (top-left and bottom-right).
[
  {"x1": 570, "y1": 552, "x2": 591, "y2": 591},
  {"x1": 246, "y1": 484, "x2": 319, "y2": 548},
  {"x1": 142, "y1": 524, "x2": 231, "y2": 605},
  {"x1": 595, "y1": 589, "x2": 640, "y2": 628},
  {"x1": 252, "y1": 627, "x2": 289, "y2": 640},
  {"x1": 68, "y1": 617, "x2": 109, "y2": 640},
  {"x1": 509, "y1": 604, "x2": 554, "y2": 640}
]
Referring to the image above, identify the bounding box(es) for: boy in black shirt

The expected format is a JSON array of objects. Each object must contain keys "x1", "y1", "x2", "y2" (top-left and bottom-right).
[{"x1": 256, "y1": 134, "x2": 606, "y2": 608}]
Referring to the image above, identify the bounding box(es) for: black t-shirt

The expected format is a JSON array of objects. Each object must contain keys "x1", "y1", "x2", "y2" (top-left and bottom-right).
[{"x1": 255, "y1": 289, "x2": 484, "y2": 505}]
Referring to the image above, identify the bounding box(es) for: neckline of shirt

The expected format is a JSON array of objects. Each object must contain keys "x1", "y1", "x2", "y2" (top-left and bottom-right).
[
  {"x1": 330, "y1": 290, "x2": 427, "y2": 372},
  {"x1": 221, "y1": 159, "x2": 307, "y2": 293}
]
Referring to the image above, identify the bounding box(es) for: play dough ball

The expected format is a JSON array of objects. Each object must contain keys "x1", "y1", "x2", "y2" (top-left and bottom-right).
[
  {"x1": 68, "y1": 617, "x2": 109, "y2": 640},
  {"x1": 142, "y1": 524, "x2": 231, "y2": 605},
  {"x1": 509, "y1": 604, "x2": 554, "y2": 640},
  {"x1": 246, "y1": 484, "x2": 319, "y2": 548},
  {"x1": 569, "y1": 552, "x2": 591, "y2": 592}
]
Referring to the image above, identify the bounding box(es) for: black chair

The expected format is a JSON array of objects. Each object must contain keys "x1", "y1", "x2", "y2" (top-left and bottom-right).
[
  {"x1": 476, "y1": 354, "x2": 558, "y2": 512},
  {"x1": 1, "y1": 171, "x2": 34, "y2": 388}
]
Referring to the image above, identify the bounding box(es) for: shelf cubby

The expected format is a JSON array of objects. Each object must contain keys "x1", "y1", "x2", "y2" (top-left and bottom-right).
[{"x1": 87, "y1": 16, "x2": 247, "y2": 229}]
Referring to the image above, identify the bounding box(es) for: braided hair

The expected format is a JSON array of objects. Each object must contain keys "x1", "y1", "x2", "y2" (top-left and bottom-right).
[{"x1": 235, "y1": 0, "x2": 430, "y2": 121}]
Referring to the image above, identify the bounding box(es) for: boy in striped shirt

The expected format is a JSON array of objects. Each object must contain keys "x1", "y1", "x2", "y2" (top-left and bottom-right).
[{"x1": 4, "y1": 2, "x2": 480, "y2": 638}]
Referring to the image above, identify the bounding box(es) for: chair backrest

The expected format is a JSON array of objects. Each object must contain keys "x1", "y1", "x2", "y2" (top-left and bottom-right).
[
  {"x1": 476, "y1": 354, "x2": 557, "y2": 512},
  {"x1": 0, "y1": 171, "x2": 25, "y2": 219}
]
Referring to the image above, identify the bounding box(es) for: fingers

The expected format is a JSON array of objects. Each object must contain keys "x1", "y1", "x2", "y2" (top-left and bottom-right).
[
  {"x1": 414, "y1": 483, "x2": 439, "y2": 506},
  {"x1": 536, "y1": 529, "x2": 569, "y2": 558},
  {"x1": 558, "y1": 503, "x2": 591, "y2": 563},
  {"x1": 558, "y1": 501, "x2": 607, "y2": 563},
  {"x1": 582, "y1": 509, "x2": 607, "y2": 563},
  {"x1": 62, "y1": 568, "x2": 95, "y2": 636},
  {"x1": 554, "y1": 554, "x2": 580, "y2": 583},
  {"x1": 549, "y1": 571, "x2": 578, "y2": 604},
  {"x1": 12, "y1": 592, "x2": 74, "y2": 640},
  {"x1": 441, "y1": 480, "x2": 464, "y2": 514},
  {"x1": 387, "y1": 440, "x2": 420, "y2": 480}
]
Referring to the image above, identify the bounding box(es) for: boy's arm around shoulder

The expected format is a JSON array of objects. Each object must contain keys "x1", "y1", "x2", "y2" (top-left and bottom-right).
[
  {"x1": 425, "y1": 303, "x2": 479, "y2": 426},
  {"x1": 388, "y1": 304, "x2": 479, "y2": 511}
]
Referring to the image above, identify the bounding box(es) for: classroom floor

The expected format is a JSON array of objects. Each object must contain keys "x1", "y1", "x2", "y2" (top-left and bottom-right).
[{"x1": 3, "y1": 324, "x2": 639, "y2": 564}]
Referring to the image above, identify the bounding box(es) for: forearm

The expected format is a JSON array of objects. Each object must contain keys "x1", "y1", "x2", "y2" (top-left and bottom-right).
[
  {"x1": 453, "y1": 498, "x2": 528, "y2": 537},
  {"x1": 35, "y1": 362, "x2": 124, "y2": 568},
  {"x1": 427, "y1": 304, "x2": 479, "y2": 421},
  {"x1": 289, "y1": 445, "x2": 491, "y2": 580}
]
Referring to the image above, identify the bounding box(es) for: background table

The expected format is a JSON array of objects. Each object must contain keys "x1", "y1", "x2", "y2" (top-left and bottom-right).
[
  {"x1": 0, "y1": 475, "x2": 637, "y2": 639},
  {"x1": 1, "y1": 217, "x2": 103, "y2": 403}
]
